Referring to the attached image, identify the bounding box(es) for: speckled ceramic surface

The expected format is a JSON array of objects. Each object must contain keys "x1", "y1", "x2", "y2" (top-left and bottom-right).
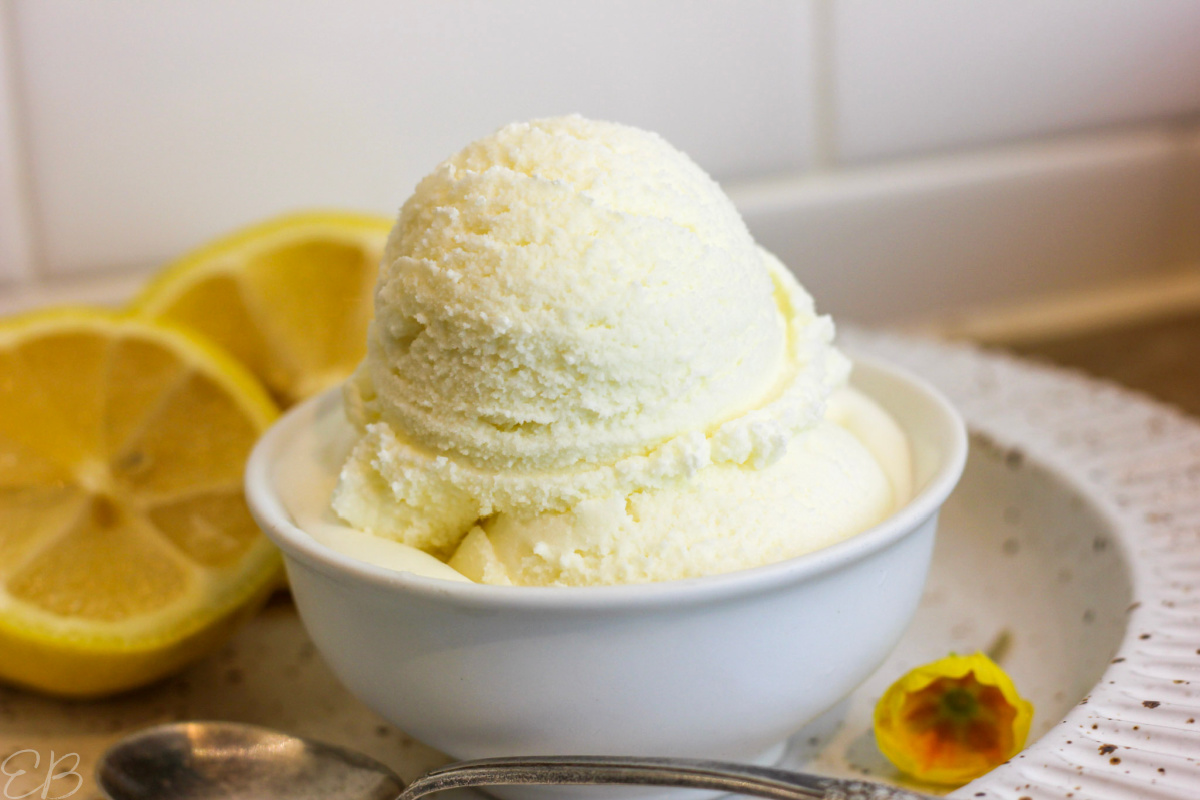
[
  {"x1": 2, "y1": 332, "x2": 1198, "y2": 800},
  {"x1": 833, "y1": 330, "x2": 1200, "y2": 799}
]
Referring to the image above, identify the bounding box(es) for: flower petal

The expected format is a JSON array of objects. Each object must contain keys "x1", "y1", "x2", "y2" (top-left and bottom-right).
[{"x1": 873, "y1": 652, "x2": 1034, "y2": 785}]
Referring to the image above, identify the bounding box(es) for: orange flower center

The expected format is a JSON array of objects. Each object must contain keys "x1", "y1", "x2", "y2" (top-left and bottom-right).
[{"x1": 898, "y1": 673, "x2": 1017, "y2": 772}]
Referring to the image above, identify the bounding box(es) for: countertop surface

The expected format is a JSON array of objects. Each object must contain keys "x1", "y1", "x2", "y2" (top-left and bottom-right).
[{"x1": 1001, "y1": 308, "x2": 1200, "y2": 418}]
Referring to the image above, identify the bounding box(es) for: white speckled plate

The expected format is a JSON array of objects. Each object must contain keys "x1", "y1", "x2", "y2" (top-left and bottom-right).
[
  {"x1": 808, "y1": 329, "x2": 1200, "y2": 800},
  {"x1": 2, "y1": 332, "x2": 1198, "y2": 800}
]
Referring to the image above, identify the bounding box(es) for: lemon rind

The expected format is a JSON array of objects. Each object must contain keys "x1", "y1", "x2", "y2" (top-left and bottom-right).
[{"x1": 129, "y1": 210, "x2": 393, "y2": 316}]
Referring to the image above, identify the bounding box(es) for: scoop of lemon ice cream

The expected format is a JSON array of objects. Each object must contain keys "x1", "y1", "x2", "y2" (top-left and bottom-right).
[
  {"x1": 448, "y1": 387, "x2": 907, "y2": 586},
  {"x1": 331, "y1": 115, "x2": 908, "y2": 579}
]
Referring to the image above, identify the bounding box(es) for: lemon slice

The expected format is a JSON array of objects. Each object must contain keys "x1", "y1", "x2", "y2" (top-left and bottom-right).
[
  {"x1": 132, "y1": 211, "x2": 392, "y2": 407},
  {"x1": 0, "y1": 309, "x2": 280, "y2": 697}
]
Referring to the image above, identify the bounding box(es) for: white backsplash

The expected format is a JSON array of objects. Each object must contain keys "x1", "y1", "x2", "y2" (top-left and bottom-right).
[
  {"x1": 736, "y1": 126, "x2": 1181, "y2": 325},
  {"x1": 2, "y1": 0, "x2": 1200, "y2": 323},
  {"x1": 831, "y1": 0, "x2": 1200, "y2": 162},
  {"x1": 0, "y1": 3, "x2": 32, "y2": 283},
  {"x1": 2, "y1": 0, "x2": 816, "y2": 278}
]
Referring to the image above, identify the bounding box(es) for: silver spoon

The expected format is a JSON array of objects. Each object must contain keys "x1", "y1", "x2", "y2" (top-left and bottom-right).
[{"x1": 96, "y1": 721, "x2": 935, "y2": 800}]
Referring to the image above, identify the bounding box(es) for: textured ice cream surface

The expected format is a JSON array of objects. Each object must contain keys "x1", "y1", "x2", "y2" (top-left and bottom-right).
[
  {"x1": 282, "y1": 381, "x2": 906, "y2": 587},
  {"x1": 448, "y1": 387, "x2": 904, "y2": 586},
  {"x1": 329, "y1": 114, "x2": 909, "y2": 585},
  {"x1": 359, "y1": 115, "x2": 789, "y2": 473},
  {"x1": 273, "y1": 393, "x2": 472, "y2": 582}
]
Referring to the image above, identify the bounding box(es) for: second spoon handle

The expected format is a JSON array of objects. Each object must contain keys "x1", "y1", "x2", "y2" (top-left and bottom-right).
[{"x1": 399, "y1": 755, "x2": 934, "y2": 800}]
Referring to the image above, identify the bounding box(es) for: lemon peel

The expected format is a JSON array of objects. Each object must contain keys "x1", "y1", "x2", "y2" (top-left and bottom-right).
[
  {"x1": 132, "y1": 210, "x2": 392, "y2": 407},
  {"x1": 873, "y1": 651, "x2": 1034, "y2": 786}
]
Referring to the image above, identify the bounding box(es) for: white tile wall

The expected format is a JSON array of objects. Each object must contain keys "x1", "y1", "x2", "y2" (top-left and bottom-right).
[
  {"x1": 833, "y1": 0, "x2": 1200, "y2": 163},
  {"x1": 3, "y1": 0, "x2": 1200, "y2": 321},
  {"x1": 0, "y1": 2, "x2": 33, "y2": 284},
  {"x1": 9, "y1": 0, "x2": 815, "y2": 277},
  {"x1": 735, "y1": 127, "x2": 1178, "y2": 324},
  {"x1": 0, "y1": 269, "x2": 143, "y2": 316}
]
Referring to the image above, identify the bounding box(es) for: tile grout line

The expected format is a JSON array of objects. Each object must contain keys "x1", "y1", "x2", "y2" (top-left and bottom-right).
[
  {"x1": 729, "y1": 120, "x2": 1185, "y2": 214},
  {"x1": 1155, "y1": 116, "x2": 1200, "y2": 271},
  {"x1": 808, "y1": 0, "x2": 839, "y2": 172},
  {"x1": 901, "y1": 264, "x2": 1200, "y2": 345},
  {"x1": 0, "y1": 0, "x2": 44, "y2": 286}
]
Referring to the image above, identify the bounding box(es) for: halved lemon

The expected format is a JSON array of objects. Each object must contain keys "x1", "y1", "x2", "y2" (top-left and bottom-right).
[
  {"x1": 0, "y1": 309, "x2": 280, "y2": 697},
  {"x1": 132, "y1": 211, "x2": 392, "y2": 407}
]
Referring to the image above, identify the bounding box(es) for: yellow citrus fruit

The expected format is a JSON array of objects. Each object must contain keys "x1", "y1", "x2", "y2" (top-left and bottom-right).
[
  {"x1": 0, "y1": 309, "x2": 281, "y2": 697},
  {"x1": 132, "y1": 211, "x2": 392, "y2": 407}
]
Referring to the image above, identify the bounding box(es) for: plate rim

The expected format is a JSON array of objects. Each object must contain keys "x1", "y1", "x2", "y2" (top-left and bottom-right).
[{"x1": 845, "y1": 328, "x2": 1200, "y2": 800}]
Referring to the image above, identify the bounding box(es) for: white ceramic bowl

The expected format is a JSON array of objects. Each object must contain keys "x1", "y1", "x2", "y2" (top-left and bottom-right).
[{"x1": 245, "y1": 357, "x2": 967, "y2": 771}]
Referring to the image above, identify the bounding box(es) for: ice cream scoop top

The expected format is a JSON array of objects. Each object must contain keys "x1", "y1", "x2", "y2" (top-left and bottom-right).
[{"x1": 340, "y1": 115, "x2": 849, "y2": 517}]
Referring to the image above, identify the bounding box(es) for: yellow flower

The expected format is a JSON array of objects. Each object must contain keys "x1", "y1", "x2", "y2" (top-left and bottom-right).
[{"x1": 873, "y1": 652, "x2": 1034, "y2": 786}]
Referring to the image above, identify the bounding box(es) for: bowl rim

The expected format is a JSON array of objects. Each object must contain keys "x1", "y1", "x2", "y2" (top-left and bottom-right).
[{"x1": 245, "y1": 355, "x2": 968, "y2": 610}]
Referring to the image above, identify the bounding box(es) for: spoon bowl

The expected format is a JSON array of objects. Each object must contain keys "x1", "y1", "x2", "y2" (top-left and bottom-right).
[
  {"x1": 96, "y1": 721, "x2": 403, "y2": 800},
  {"x1": 96, "y1": 721, "x2": 934, "y2": 800}
]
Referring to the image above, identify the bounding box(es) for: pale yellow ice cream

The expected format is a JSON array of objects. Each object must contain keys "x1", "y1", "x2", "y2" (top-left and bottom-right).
[{"x1": 328, "y1": 115, "x2": 910, "y2": 586}]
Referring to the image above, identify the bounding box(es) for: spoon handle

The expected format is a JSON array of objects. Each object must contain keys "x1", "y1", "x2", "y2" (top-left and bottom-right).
[{"x1": 399, "y1": 756, "x2": 934, "y2": 800}]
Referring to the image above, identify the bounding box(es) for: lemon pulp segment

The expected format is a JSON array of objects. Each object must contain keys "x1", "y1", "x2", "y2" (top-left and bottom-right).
[
  {"x1": 132, "y1": 211, "x2": 392, "y2": 406},
  {"x1": 0, "y1": 310, "x2": 280, "y2": 696}
]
